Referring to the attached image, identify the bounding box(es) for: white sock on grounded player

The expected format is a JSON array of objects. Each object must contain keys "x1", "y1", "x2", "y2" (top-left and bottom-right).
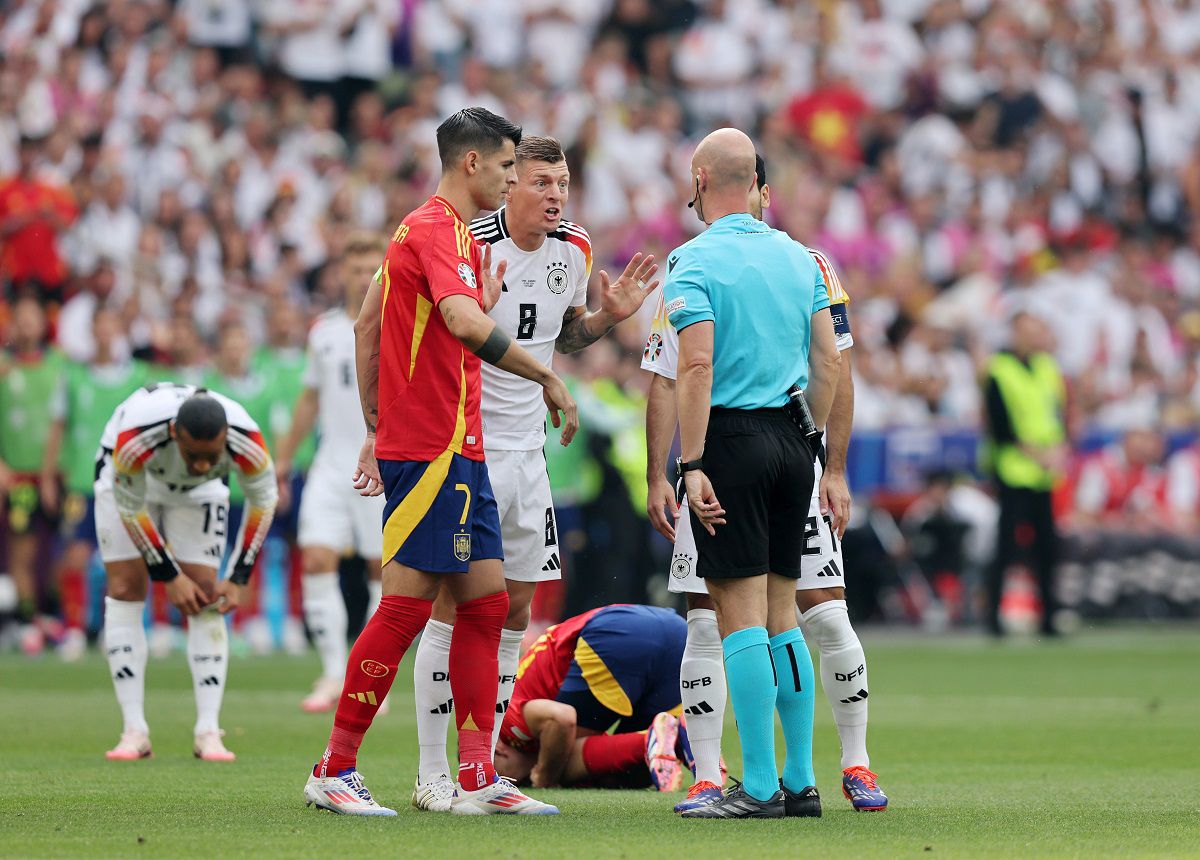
[
  {"x1": 302, "y1": 572, "x2": 348, "y2": 681},
  {"x1": 104, "y1": 597, "x2": 150, "y2": 734},
  {"x1": 681, "y1": 608, "x2": 726, "y2": 785},
  {"x1": 412, "y1": 618, "x2": 454, "y2": 782},
  {"x1": 799, "y1": 599, "x2": 870, "y2": 770},
  {"x1": 187, "y1": 609, "x2": 229, "y2": 736},
  {"x1": 491, "y1": 626, "x2": 525, "y2": 753},
  {"x1": 366, "y1": 579, "x2": 382, "y2": 619}
]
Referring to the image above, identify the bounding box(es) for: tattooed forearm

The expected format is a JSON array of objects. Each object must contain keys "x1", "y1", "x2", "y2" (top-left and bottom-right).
[{"x1": 555, "y1": 309, "x2": 606, "y2": 354}]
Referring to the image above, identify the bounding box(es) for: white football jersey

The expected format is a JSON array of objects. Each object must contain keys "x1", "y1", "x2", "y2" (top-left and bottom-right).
[
  {"x1": 641, "y1": 246, "x2": 854, "y2": 380},
  {"x1": 99, "y1": 382, "x2": 277, "y2": 578},
  {"x1": 470, "y1": 208, "x2": 591, "y2": 450},
  {"x1": 302, "y1": 309, "x2": 369, "y2": 478}
]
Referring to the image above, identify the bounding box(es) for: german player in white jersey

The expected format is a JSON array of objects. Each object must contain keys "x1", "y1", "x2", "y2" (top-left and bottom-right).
[
  {"x1": 409, "y1": 135, "x2": 660, "y2": 812},
  {"x1": 275, "y1": 234, "x2": 390, "y2": 714},
  {"x1": 643, "y1": 155, "x2": 888, "y2": 814},
  {"x1": 98, "y1": 384, "x2": 277, "y2": 762}
]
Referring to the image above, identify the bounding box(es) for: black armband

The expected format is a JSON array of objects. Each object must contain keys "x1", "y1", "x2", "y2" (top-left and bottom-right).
[
  {"x1": 147, "y1": 558, "x2": 182, "y2": 583},
  {"x1": 473, "y1": 326, "x2": 512, "y2": 365}
]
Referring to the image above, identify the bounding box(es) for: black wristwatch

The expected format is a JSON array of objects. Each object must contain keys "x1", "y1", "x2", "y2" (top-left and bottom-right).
[{"x1": 676, "y1": 457, "x2": 704, "y2": 477}]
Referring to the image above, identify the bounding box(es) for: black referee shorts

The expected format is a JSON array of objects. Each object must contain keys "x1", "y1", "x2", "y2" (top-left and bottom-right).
[{"x1": 692, "y1": 407, "x2": 815, "y2": 580}]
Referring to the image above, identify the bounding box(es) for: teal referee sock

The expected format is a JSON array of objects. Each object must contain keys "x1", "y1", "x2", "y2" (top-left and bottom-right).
[
  {"x1": 770, "y1": 627, "x2": 817, "y2": 792},
  {"x1": 722, "y1": 626, "x2": 779, "y2": 802}
]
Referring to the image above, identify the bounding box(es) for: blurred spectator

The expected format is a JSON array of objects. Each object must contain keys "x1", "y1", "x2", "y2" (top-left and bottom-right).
[
  {"x1": 0, "y1": 135, "x2": 76, "y2": 298},
  {"x1": 1069, "y1": 427, "x2": 1170, "y2": 535}
]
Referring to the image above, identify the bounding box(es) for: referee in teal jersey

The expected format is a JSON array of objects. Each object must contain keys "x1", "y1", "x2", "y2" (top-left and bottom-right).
[{"x1": 666, "y1": 129, "x2": 842, "y2": 819}]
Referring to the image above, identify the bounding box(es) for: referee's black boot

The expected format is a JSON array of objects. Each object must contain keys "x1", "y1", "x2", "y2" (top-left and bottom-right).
[
  {"x1": 679, "y1": 781, "x2": 784, "y2": 819},
  {"x1": 781, "y1": 782, "x2": 822, "y2": 817}
]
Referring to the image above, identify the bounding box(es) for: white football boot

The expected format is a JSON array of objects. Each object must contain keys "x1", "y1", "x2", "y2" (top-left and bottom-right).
[
  {"x1": 194, "y1": 730, "x2": 236, "y2": 762},
  {"x1": 304, "y1": 769, "x2": 397, "y2": 816},
  {"x1": 106, "y1": 729, "x2": 152, "y2": 761},
  {"x1": 450, "y1": 777, "x2": 559, "y2": 815},
  {"x1": 411, "y1": 774, "x2": 455, "y2": 812}
]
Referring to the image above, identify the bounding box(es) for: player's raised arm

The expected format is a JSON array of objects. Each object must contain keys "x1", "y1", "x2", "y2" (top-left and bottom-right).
[
  {"x1": 439, "y1": 292, "x2": 579, "y2": 446},
  {"x1": 555, "y1": 251, "x2": 659, "y2": 354},
  {"x1": 111, "y1": 422, "x2": 206, "y2": 615},
  {"x1": 219, "y1": 418, "x2": 278, "y2": 615}
]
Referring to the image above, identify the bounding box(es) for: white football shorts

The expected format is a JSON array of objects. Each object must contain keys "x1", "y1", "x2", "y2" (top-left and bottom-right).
[
  {"x1": 94, "y1": 478, "x2": 230, "y2": 569},
  {"x1": 486, "y1": 447, "x2": 561, "y2": 582},
  {"x1": 667, "y1": 457, "x2": 846, "y2": 593},
  {"x1": 297, "y1": 465, "x2": 386, "y2": 559}
]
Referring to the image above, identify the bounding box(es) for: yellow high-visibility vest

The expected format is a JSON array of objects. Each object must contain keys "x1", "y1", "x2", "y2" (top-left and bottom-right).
[{"x1": 986, "y1": 351, "x2": 1065, "y2": 490}]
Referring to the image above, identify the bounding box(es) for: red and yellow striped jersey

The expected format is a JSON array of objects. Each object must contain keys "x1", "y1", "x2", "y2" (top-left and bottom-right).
[{"x1": 375, "y1": 196, "x2": 486, "y2": 463}]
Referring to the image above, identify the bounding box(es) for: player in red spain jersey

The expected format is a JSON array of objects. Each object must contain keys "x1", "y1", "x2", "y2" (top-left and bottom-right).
[{"x1": 303, "y1": 108, "x2": 577, "y2": 817}]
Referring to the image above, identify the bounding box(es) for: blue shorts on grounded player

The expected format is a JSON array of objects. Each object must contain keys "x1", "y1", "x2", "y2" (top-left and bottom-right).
[
  {"x1": 379, "y1": 454, "x2": 503, "y2": 573},
  {"x1": 558, "y1": 605, "x2": 686, "y2": 732}
]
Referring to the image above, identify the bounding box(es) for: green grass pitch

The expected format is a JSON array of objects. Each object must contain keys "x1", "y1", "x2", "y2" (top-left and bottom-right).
[{"x1": 2, "y1": 628, "x2": 1198, "y2": 858}]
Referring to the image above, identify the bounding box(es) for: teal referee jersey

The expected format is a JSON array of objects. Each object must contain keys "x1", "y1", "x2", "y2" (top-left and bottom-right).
[{"x1": 663, "y1": 213, "x2": 830, "y2": 409}]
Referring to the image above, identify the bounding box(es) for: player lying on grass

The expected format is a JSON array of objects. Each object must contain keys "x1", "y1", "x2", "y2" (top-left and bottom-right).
[
  {"x1": 410, "y1": 134, "x2": 659, "y2": 812},
  {"x1": 489, "y1": 604, "x2": 699, "y2": 792},
  {"x1": 100, "y1": 385, "x2": 276, "y2": 762},
  {"x1": 643, "y1": 154, "x2": 887, "y2": 815}
]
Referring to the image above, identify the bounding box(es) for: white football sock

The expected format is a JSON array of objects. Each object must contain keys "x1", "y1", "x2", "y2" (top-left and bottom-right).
[
  {"x1": 366, "y1": 579, "x2": 382, "y2": 619},
  {"x1": 104, "y1": 597, "x2": 149, "y2": 734},
  {"x1": 302, "y1": 572, "x2": 347, "y2": 681},
  {"x1": 681, "y1": 608, "x2": 726, "y2": 785},
  {"x1": 413, "y1": 619, "x2": 454, "y2": 783},
  {"x1": 800, "y1": 599, "x2": 870, "y2": 769},
  {"x1": 491, "y1": 626, "x2": 525, "y2": 753},
  {"x1": 187, "y1": 609, "x2": 229, "y2": 736}
]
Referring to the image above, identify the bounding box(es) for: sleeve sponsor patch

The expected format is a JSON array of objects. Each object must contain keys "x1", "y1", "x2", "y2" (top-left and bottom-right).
[
  {"x1": 458, "y1": 261, "x2": 478, "y2": 290},
  {"x1": 830, "y1": 302, "x2": 851, "y2": 338},
  {"x1": 665, "y1": 297, "x2": 686, "y2": 315}
]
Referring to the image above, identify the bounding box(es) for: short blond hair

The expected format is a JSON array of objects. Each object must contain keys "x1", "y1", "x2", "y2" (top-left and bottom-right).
[{"x1": 515, "y1": 135, "x2": 565, "y2": 165}]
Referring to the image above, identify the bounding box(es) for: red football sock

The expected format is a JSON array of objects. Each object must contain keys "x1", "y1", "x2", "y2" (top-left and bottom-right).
[
  {"x1": 316, "y1": 595, "x2": 432, "y2": 777},
  {"x1": 450, "y1": 590, "x2": 509, "y2": 791},
  {"x1": 581, "y1": 732, "x2": 648, "y2": 777}
]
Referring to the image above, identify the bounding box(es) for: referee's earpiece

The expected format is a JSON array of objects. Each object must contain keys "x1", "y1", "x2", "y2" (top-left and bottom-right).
[{"x1": 687, "y1": 174, "x2": 699, "y2": 209}]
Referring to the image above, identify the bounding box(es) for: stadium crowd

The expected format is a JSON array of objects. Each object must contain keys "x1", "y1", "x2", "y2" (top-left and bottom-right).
[{"x1": 2, "y1": 0, "x2": 1200, "y2": 652}]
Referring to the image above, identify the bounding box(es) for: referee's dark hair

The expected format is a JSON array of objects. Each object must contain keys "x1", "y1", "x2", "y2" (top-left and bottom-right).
[
  {"x1": 436, "y1": 108, "x2": 523, "y2": 171},
  {"x1": 176, "y1": 394, "x2": 228, "y2": 441}
]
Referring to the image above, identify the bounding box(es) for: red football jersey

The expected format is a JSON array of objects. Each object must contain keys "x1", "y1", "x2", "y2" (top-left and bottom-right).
[
  {"x1": 375, "y1": 196, "x2": 486, "y2": 462},
  {"x1": 499, "y1": 606, "x2": 606, "y2": 752}
]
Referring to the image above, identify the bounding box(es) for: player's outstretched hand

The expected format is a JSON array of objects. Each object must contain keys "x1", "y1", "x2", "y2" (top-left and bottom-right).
[
  {"x1": 598, "y1": 252, "x2": 659, "y2": 324},
  {"x1": 542, "y1": 375, "x2": 578, "y2": 447},
  {"x1": 684, "y1": 469, "x2": 725, "y2": 536},
  {"x1": 481, "y1": 243, "x2": 507, "y2": 313},
  {"x1": 165, "y1": 574, "x2": 207, "y2": 617},
  {"x1": 819, "y1": 469, "x2": 852, "y2": 539},
  {"x1": 212, "y1": 580, "x2": 243, "y2": 616},
  {"x1": 353, "y1": 434, "x2": 384, "y2": 497},
  {"x1": 647, "y1": 475, "x2": 679, "y2": 542}
]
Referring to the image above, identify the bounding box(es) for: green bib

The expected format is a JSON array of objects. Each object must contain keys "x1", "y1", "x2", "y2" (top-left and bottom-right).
[{"x1": 0, "y1": 349, "x2": 65, "y2": 473}]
